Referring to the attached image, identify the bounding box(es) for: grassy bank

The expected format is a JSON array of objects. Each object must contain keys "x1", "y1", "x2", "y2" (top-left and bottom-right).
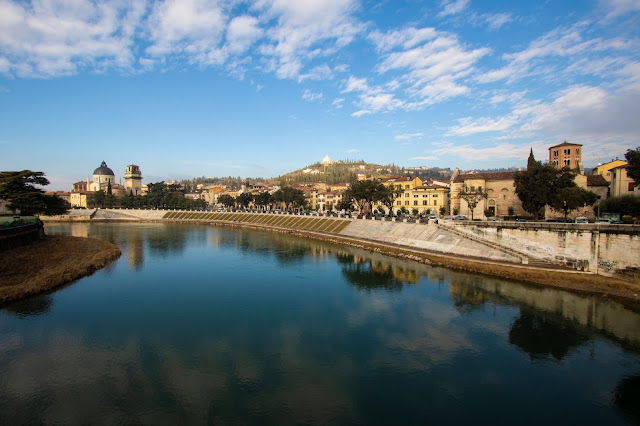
[{"x1": 0, "y1": 235, "x2": 121, "y2": 305}]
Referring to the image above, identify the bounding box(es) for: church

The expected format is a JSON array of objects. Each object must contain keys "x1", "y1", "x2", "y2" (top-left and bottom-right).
[{"x1": 70, "y1": 161, "x2": 144, "y2": 208}]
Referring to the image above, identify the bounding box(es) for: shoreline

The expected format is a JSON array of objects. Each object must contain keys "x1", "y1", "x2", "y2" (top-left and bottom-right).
[
  {"x1": 0, "y1": 235, "x2": 121, "y2": 305},
  {"x1": 40, "y1": 218, "x2": 640, "y2": 307}
]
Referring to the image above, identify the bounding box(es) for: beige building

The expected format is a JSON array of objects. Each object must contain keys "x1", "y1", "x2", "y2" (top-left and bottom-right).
[
  {"x1": 125, "y1": 164, "x2": 143, "y2": 196},
  {"x1": 450, "y1": 171, "x2": 526, "y2": 218},
  {"x1": 318, "y1": 190, "x2": 344, "y2": 212},
  {"x1": 611, "y1": 165, "x2": 639, "y2": 197},
  {"x1": 549, "y1": 141, "x2": 582, "y2": 169}
]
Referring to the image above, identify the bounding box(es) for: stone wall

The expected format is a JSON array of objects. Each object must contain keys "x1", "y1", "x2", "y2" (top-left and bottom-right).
[{"x1": 445, "y1": 222, "x2": 640, "y2": 277}]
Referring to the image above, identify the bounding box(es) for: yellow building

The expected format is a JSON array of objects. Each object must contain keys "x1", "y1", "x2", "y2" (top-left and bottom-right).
[
  {"x1": 377, "y1": 175, "x2": 423, "y2": 190},
  {"x1": 592, "y1": 159, "x2": 627, "y2": 182}
]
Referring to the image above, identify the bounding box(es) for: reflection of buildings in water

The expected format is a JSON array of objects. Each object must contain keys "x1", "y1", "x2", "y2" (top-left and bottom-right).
[
  {"x1": 69, "y1": 223, "x2": 90, "y2": 238},
  {"x1": 447, "y1": 275, "x2": 640, "y2": 347},
  {"x1": 127, "y1": 231, "x2": 144, "y2": 271}
]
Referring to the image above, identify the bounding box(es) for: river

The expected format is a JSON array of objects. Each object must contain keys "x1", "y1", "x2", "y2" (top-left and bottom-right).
[{"x1": 1, "y1": 222, "x2": 639, "y2": 424}]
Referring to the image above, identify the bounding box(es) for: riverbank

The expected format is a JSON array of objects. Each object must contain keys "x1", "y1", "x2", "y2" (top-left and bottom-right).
[
  {"x1": 214, "y1": 220, "x2": 640, "y2": 306},
  {"x1": 0, "y1": 235, "x2": 121, "y2": 305}
]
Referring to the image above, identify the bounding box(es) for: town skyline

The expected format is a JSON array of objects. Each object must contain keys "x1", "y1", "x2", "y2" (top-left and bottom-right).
[{"x1": 1, "y1": 0, "x2": 639, "y2": 191}]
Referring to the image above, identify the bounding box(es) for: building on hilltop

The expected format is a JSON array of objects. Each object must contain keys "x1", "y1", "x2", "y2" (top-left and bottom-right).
[{"x1": 549, "y1": 141, "x2": 582, "y2": 170}]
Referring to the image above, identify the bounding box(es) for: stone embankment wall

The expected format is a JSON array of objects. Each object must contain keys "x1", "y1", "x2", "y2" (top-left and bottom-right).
[
  {"x1": 42, "y1": 209, "x2": 640, "y2": 277},
  {"x1": 444, "y1": 222, "x2": 640, "y2": 277}
]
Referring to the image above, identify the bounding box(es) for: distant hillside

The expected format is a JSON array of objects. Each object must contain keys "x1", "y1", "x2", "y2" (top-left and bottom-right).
[{"x1": 279, "y1": 160, "x2": 402, "y2": 185}]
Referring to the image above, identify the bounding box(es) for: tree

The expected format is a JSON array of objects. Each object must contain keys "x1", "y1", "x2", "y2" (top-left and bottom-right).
[
  {"x1": 439, "y1": 206, "x2": 446, "y2": 216},
  {"x1": 458, "y1": 186, "x2": 488, "y2": 220},
  {"x1": 514, "y1": 152, "x2": 577, "y2": 219},
  {"x1": 379, "y1": 184, "x2": 403, "y2": 215},
  {"x1": 342, "y1": 180, "x2": 388, "y2": 213},
  {"x1": 0, "y1": 170, "x2": 68, "y2": 215},
  {"x1": 599, "y1": 195, "x2": 640, "y2": 219},
  {"x1": 625, "y1": 147, "x2": 640, "y2": 188},
  {"x1": 254, "y1": 192, "x2": 272, "y2": 210},
  {"x1": 218, "y1": 194, "x2": 236, "y2": 208},
  {"x1": 551, "y1": 186, "x2": 597, "y2": 219},
  {"x1": 236, "y1": 192, "x2": 254, "y2": 208}
]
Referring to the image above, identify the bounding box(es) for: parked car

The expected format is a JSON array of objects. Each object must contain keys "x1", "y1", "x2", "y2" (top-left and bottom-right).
[
  {"x1": 454, "y1": 215, "x2": 468, "y2": 221},
  {"x1": 515, "y1": 218, "x2": 527, "y2": 222},
  {"x1": 611, "y1": 220, "x2": 623, "y2": 224},
  {"x1": 575, "y1": 217, "x2": 588, "y2": 224}
]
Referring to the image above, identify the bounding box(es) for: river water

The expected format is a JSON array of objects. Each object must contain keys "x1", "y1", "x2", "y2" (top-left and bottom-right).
[{"x1": 1, "y1": 222, "x2": 639, "y2": 424}]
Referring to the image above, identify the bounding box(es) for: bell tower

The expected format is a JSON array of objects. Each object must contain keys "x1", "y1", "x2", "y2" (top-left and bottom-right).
[{"x1": 125, "y1": 164, "x2": 143, "y2": 196}]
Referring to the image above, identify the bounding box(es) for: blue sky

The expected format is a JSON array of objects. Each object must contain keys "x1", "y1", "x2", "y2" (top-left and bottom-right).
[{"x1": 1, "y1": 0, "x2": 639, "y2": 190}]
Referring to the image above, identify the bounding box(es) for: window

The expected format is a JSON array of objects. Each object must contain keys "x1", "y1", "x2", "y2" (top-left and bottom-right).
[
  {"x1": 423, "y1": 194, "x2": 428, "y2": 197},
  {"x1": 414, "y1": 201, "x2": 418, "y2": 206},
  {"x1": 576, "y1": 149, "x2": 580, "y2": 155},
  {"x1": 564, "y1": 149, "x2": 570, "y2": 155},
  {"x1": 397, "y1": 201, "x2": 401, "y2": 206},
  {"x1": 434, "y1": 200, "x2": 437, "y2": 206},
  {"x1": 405, "y1": 185, "x2": 410, "y2": 189},
  {"x1": 564, "y1": 159, "x2": 570, "y2": 166},
  {"x1": 433, "y1": 194, "x2": 438, "y2": 197},
  {"x1": 423, "y1": 200, "x2": 428, "y2": 206},
  {"x1": 414, "y1": 195, "x2": 419, "y2": 198},
  {"x1": 405, "y1": 201, "x2": 409, "y2": 206},
  {"x1": 629, "y1": 182, "x2": 635, "y2": 192},
  {"x1": 470, "y1": 186, "x2": 476, "y2": 192}
]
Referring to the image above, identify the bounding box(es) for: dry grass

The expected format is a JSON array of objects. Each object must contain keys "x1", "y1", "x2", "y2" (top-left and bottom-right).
[{"x1": 0, "y1": 235, "x2": 121, "y2": 305}]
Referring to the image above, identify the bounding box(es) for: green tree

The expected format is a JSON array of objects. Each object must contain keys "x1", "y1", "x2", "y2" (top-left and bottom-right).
[
  {"x1": 342, "y1": 180, "x2": 388, "y2": 213},
  {"x1": 236, "y1": 192, "x2": 254, "y2": 208},
  {"x1": 439, "y1": 206, "x2": 446, "y2": 216},
  {"x1": 599, "y1": 195, "x2": 640, "y2": 219},
  {"x1": 514, "y1": 151, "x2": 577, "y2": 219},
  {"x1": 379, "y1": 184, "x2": 403, "y2": 215},
  {"x1": 551, "y1": 186, "x2": 597, "y2": 220},
  {"x1": 337, "y1": 198, "x2": 354, "y2": 212},
  {"x1": 218, "y1": 194, "x2": 236, "y2": 208},
  {"x1": 254, "y1": 192, "x2": 272, "y2": 210},
  {"x1": 0, "y1": 170, "x2": 64, "y2": 215},
  {"x1": 625, "y1": 147, "x2": 640, "y2": 188}
]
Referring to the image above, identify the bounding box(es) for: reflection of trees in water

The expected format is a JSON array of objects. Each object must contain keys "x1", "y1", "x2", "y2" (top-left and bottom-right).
[
  {"x1": 3, "y1": 295, "x2": 53, "y2": 317},
  {"x1": 508, "y1": 309, "x2": 589, "y2": 361},
  {"x1": 336, "y1": 253, "x2": 412, "y2": 292},
  {"x1": 448, "y1": 279, "x2": 492, "y2": 313},
  {"x1": 614, "y1": 375, "x2": 640, "y2": 423},
  {"x1": 146, "y1": 226, "x2": 188, "y2": 257}
]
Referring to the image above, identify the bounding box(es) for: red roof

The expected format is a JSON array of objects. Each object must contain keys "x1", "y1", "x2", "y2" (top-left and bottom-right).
[
  {"x1": 548, "y1": 141, "x2": 582, "y2": 149},
  {"x1": 586, "y1": 174, "x2": 609, "y2": 187}
]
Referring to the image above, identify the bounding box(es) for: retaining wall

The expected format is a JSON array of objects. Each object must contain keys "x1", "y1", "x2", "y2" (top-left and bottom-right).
[{"x1": 444, "y1": 222, "x2": 640, "y2": 277}]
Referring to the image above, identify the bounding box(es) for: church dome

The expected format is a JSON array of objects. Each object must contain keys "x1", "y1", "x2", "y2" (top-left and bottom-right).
[{"x1": 93, "y1": 161, "x2": 114, "y2": 176}]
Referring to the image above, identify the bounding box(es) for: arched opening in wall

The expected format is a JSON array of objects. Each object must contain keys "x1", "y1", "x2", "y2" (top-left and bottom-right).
[{"x1": 488, "y1": 199, "x2": 496, "y2": 217}]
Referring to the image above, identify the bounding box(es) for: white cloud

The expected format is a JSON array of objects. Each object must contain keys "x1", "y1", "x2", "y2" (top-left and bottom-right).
[
  {"x1": 298, "y1": 63, "x2": 333, "y2": 81},
  {"x1": 332, "y1": 97, "x2": 344, "y2": 108},
  {"x1": 0, "y1": 0, "x2": 145, "y2": 77},
  {"x1": 516, "y1": 84, "x2": 640, "y2": 141},
  {"x1": 410, "y1": 156, "x2": 438, "y2": 161},
  {"x1": 482, "y1": 13, "x2": 514, "y2": 30},
  {"x1": 225, "y1": 15, "x2": 262, "y2": 54},
  {"x1": 146, "y1": 0, "x2": 226, "y2": 63},
  {"x1": 302, "y1": 89, "x2": 323, "y2": 101},
  {"x1": 347, "y1": 148, "x2": 359, "y2": 153},
  {"x1": 433, "y1": 142, "x2": 530, "y2": 161},
  {"x1": 342, "y1": 76, "x2": 369, "y2": 93},
  {"x1": 255, "y1": 0, "x2": 362, "y2": 80},
  {"x1": 447, "y1": 116, "x2": 517, "y2": 136},
  {"x1": 438, "y1": 0, "x2": 470, "y2": 17},
  {"x1": 601, "y1": 0, "x2": 640, "y2": 18},
  {"x1": 476, "y1": 23, "x2": 634, "y2": 84},
  {"x1": 395, "y1": 133, "x2": 424, "y2": 140}
]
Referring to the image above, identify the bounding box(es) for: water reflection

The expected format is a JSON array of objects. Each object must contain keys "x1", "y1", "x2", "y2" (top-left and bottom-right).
[
  {"x1": 508, "y1": 309, "x2": 589, "y2": 360},
  {"x1": 3, "y1": 295, "x2": 53, "y2": 318},
  {"x1": 17, "y1": 223, "x2": 638, "y2": 424}
]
